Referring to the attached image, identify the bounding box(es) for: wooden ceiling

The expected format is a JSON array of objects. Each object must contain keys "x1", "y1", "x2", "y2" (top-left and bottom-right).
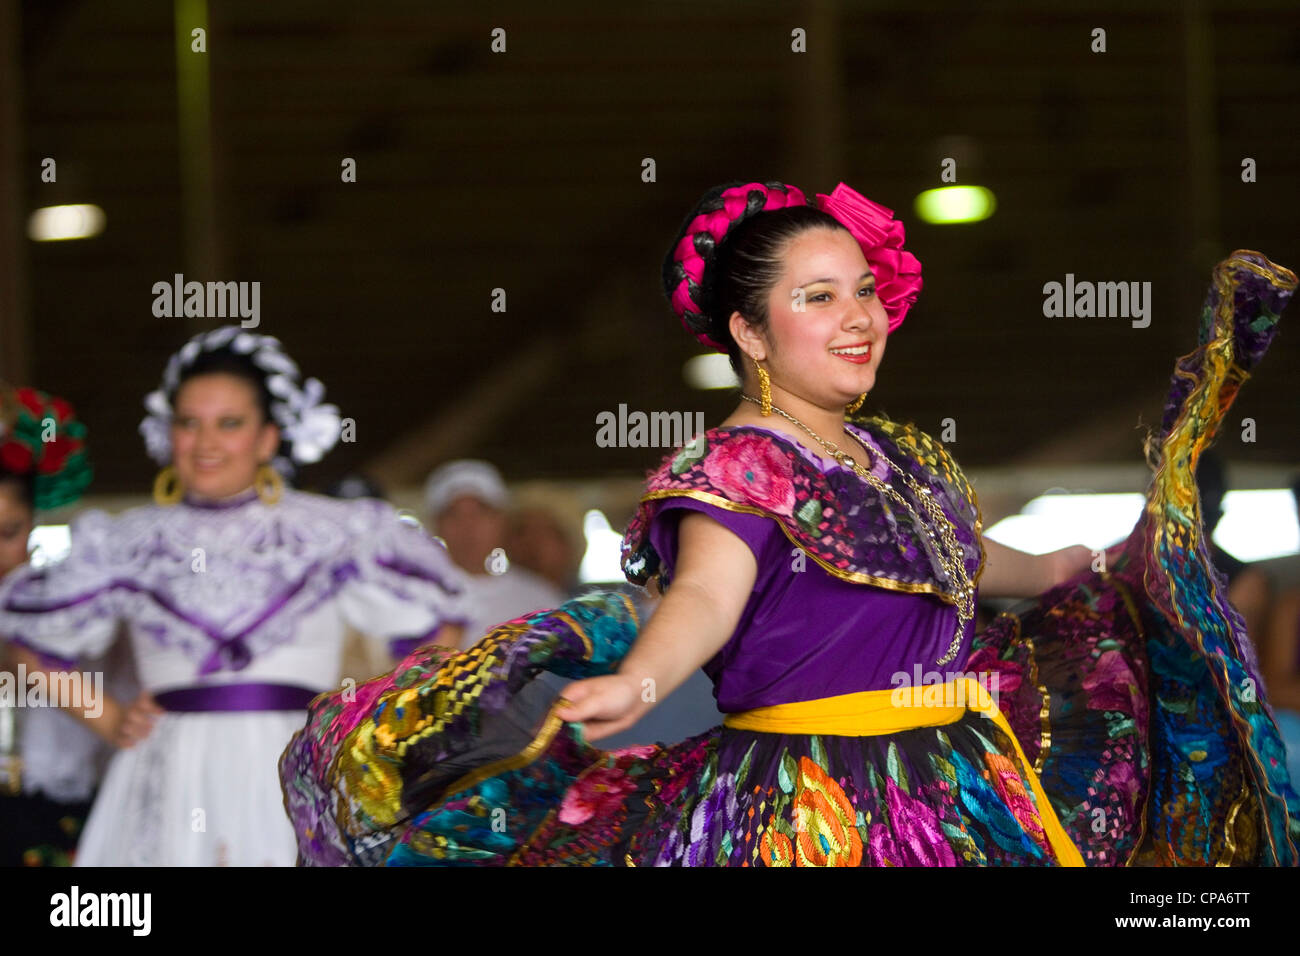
[{"x1": 6, "y1": 0, "x2": 1299, "y2": 494}]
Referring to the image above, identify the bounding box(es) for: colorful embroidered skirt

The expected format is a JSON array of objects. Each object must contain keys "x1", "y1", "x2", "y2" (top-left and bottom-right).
[
  {"x1": 278, "y1": 250, "x2": 1300, "y2": 866},
  {"x1": 278, "y1": 589, "x2": 1080, "y2": 867}
]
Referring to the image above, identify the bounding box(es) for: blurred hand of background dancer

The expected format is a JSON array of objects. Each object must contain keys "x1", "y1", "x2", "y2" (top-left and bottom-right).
[
  {"x1": 7, "y1": 644, "x2": 158, "y2": 748},
  {"x1": 113, "y1": 691, "x2": 163, "y2": 749}
]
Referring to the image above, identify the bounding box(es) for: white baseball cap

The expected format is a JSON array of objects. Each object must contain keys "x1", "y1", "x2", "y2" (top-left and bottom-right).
[{"x1": 423, "y1": 459, "x2": 510, "y2": 518}]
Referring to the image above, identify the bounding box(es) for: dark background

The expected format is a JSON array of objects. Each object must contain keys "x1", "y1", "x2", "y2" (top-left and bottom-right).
[{"x1": 1, "y1": 0, "x2": 1296, "y2": 494}]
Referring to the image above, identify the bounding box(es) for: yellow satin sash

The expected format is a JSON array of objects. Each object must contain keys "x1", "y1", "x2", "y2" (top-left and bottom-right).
[{"x1": 723, "y1": 677, "x2": 1084, "y2": 866}]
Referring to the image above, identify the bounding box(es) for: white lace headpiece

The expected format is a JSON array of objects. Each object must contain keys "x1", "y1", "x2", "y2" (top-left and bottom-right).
[{"x1": 139, "y1": 325, "x2": 342, "y2": 475}]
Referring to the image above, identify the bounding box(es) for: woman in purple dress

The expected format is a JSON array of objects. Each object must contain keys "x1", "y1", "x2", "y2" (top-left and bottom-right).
[{"x1": 280, "y1": 181, "x2": 1300, "y2": 866}]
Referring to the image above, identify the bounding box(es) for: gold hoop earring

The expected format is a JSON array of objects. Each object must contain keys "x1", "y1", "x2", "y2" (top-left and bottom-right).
[
  {"x1": 846, "y1": 392, "x2": 868, "y2": 415},
  {"x1": 754, "y1": 359, "x2": 772, "y2": 417},
  {"x1": 153, "y1": 466, "x2": 183, "y2": 506},
  {"x1": 255, "y1": 464, "x2": 284, "y2": 505}
]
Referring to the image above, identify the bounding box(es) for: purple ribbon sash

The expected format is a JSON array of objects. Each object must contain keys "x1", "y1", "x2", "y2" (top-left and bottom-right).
[{"x1": 154, "y1": 682, "x2": 319, "y2": 713}]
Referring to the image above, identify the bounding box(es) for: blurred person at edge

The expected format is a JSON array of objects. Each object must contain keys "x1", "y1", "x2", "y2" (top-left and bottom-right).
[
  {"x1": 505, "y1": 500, "x2": 582, "y2": 596},
  {"x1": 424, "y1": 460, "x2": 566, "y2": 648},
  {"x1": 0, "y1": 384, "x2": 123, "y2": 867},
  {"x1": 0, "y1": 329, "x2": 468, "y2": 866},
  {"x1": 1264, "y1": 477, "x2": 1300, "y2": 788}
]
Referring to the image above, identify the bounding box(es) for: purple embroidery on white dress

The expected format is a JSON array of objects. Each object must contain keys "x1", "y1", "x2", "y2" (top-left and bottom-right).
[{"x1": 0, "y1": 490, "x2": 465, "y2": 677}]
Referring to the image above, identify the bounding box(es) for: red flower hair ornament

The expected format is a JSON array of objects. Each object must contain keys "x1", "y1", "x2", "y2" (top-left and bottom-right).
[{"x1": 0, "y1": 383, "x2": 92, "y2": 510}]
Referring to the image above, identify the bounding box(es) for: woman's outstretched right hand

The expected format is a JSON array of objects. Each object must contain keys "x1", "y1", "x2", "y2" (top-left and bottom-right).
[{"x1": 554, "y1": 674, "x2": 646, "y2": 743}]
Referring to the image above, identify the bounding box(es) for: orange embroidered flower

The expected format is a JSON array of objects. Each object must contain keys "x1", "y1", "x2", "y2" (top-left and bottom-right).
[
  {"x1": 760, "y1": 827, "x2": 794, "y2": 867},
  {"x1": 792, "y1": 757, "x2": 863, "y2": 866}
]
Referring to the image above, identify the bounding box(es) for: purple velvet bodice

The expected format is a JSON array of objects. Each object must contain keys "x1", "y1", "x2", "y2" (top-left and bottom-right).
[{"x1": 647, "y1": 425, "x2": 978, "y2": 713}]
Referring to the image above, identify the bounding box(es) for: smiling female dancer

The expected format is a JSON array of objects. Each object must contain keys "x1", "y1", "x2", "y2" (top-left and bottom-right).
[
  {"x1": 281, "y1": 182, "x2": 1300, "y2": 866},
  {"x1": 0, "y1": 327, "x2": 468, "y2": 865}
]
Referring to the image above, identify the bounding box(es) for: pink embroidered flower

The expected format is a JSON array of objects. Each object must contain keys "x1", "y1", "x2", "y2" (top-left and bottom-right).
[
  {"x1": 610, "y1": 744, "x2": 658, "y2": 760},
  {"x1": 965, "y1": 647, "x2": 1022, "y2": 697},
  {"x1": 1106, "y1": 759, "x2": 1142, "y2": 808},
  {"x1": 558, "y1": 764, "x2": 637, "y2": 826},
  {"x1": 877, "y1": 776, "x2": 957, "y2": 866},
  {"x1": 1083, "y1": 649, "x2": 1140, "y2": 715},
  {"x1": 702, "y1": 435, "x2": 796, "y2": 516},
  {"x1": 868, "y1": 819, "x2": 902, "y2": 866}
]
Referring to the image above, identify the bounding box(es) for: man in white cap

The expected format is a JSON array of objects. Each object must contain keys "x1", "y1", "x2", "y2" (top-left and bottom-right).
[{"x1": 423, "y1": 460, "x2": 566, "y2": 648}]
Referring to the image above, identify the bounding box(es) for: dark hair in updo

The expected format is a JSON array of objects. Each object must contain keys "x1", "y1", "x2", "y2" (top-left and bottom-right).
[
  {"x1": 172, "y1": 348, "x2": 275, "y2": 425},
  {"x1": 0, "y1": 468, "x2": 35, "y2": 512},
  {"x1": 662, "y1": 183, "x2": 849, "y2": 377}
]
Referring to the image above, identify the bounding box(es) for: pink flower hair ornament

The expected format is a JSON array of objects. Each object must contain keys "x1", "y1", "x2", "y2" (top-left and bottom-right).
[{"x1": 667, "y1": 180, "x2": 923, "y2": 352}]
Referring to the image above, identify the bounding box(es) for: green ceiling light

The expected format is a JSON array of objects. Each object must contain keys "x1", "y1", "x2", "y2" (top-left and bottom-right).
[{"x1": 913, "y1": 185, "x2": 996, "y2": 224}]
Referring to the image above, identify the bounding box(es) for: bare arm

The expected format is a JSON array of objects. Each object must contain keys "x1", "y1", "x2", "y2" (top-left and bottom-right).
[
  {"x1": 615, "y1": 514, "x2": 756, "y2": 703},
  {"x1": 7, "y1": 644, "x2": 157, "y2": 748},
  {"x1": 979, "y1": 538, "x2": 1094, "y2": 598},
  {"x1": 1227, "y1": 567, "x2": 1272, "y2": 647},
  {"x1": 1262, "y1": 591, "x2": 1300, "y2": 712},
  {"x1": 555, "y1": 511, "x2": 757, "y2": 740}
]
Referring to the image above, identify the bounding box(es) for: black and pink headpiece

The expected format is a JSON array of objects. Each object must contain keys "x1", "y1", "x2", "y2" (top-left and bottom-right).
[{"x1": 667, "y1": 181, "x2": 923, "y2": 351}]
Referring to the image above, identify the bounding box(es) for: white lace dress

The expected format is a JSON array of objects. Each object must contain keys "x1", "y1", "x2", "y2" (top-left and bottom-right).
[{"x1": 0, "y1": 489, "x2": 468, "y2": 866}]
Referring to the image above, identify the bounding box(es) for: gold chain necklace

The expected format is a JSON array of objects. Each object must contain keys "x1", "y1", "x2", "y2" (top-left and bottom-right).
[{"x1": 740, "y1": 394, "x2": 974, "y2": 665}]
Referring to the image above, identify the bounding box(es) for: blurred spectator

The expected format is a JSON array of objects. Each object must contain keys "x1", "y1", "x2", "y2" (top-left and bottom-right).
[
  {"x1": 506, "y1": 498, "x2": 582, "y2": 595},
  {"x1": 424, "y1": 460, "x2": 565, "y2": 647},
  {"x1": 1263, "y1": 476, "x2": 1300, "y2": 788}
]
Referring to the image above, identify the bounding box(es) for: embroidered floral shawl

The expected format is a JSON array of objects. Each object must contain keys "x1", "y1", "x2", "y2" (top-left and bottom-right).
[{"x1": 621, "y1": 416, "x2": 985, "y2": 603}]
